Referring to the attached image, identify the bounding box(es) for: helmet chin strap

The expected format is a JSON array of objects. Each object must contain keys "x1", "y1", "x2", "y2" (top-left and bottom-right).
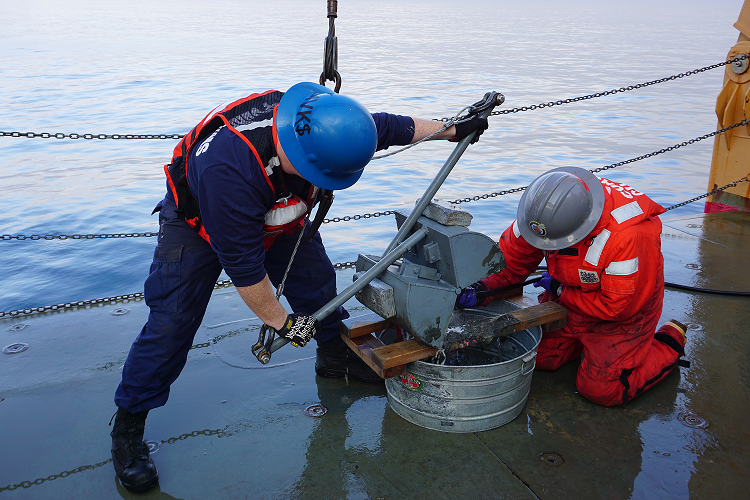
[{"x1": 306, "y1": 189, "x2": 334, "y2": 242}]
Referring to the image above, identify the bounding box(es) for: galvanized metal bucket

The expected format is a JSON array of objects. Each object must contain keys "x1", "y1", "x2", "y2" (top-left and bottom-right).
[{"x1": 385, "y1": 300, "x2": 542, "y2": 433}]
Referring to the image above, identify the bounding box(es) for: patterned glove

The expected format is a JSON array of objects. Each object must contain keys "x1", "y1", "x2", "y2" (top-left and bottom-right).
[
  {"x1": 450, "y1": 117, "x2": 489, "y2": 144},
  {"x1": 533, "y1": 272, "x2": 562, "y2": 297},
  {"x1": 275, "y1": 314, "x2": 320, "y2": 347}
]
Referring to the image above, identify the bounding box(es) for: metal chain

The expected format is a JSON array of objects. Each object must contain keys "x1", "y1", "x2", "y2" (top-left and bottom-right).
[
  {"x1": 2, "y1": 117, "x2": 746, "y2": 243},
  {"x1": 3, "y1": 55, "x2": 745, "y2": 142},
  {"x1": 0, "y1": 265, "x2": 357, "y2": 318},
  {"x1": 483, "y1": 55, "x2": 749, "y2": 119},
  {"x1": 2, "y1": 116, "x2": 745, "y2": 242},
  {"x1": 1, "y1": 232, "x2": 158, "y2": 241},
  {"x1": 590, "y1": 119, "x2": 749, "y2": 174},
  {"x1": 0, "y1": 429, "x2": 224, "y2": 492},
  {"x1": 0, "y1": 131, "x2": 183, "y2": 140},
  {"x1": 664, "y1": 175, "x2": 749, "y2": 211}
]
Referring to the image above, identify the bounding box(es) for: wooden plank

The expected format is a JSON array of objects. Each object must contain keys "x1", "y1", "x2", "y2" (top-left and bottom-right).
[
  {"x1": 494, "y1": 302, "x2": 567, "y2": 336},
  {"x1": 340, "y1": 312, "x2": 393, "y2": 339},
  {"x1": 371, "y1": 339, "x2": 439, "y2": 369},
  {"x1": 340, "y1": 332, "x2": 406, "y2": 379},
  {"x1": 503, "y1": 296, "x2": 567, "y2": 332}
]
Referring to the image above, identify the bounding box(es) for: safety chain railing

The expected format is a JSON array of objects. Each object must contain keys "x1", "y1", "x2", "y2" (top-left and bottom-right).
[
  {"x1": 2, "y1": 55, "x2": 746, "y2": 141},
  {"x1": 664, "y1": 175, "x2": 749, "y2": 211},
  {"x1": 590, "y1": 119, "x2": 750, "y2": 175},
  {"x1": 0, "y1": 131, "x2": 184, "y2": 140},
  {"x1": 0, "y1": 262, "x2": 357, "y2": 318},
  {"x1": 3, "y1": 118, "x2": 746, "y2": 242},
  {"x1": 0, "y1": 428, "x2": 225, "y2": 492},
  {"x1": 1, "y1": 232, "x2": 159, "y2": 241},
  {"x1": 484, "y1": 55, "x2": 749, "y2": 118}
]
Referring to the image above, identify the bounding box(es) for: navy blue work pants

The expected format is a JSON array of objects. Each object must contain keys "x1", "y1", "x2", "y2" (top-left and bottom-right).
[{"x1": 114, "y1": 197, "x2": 347, "y2": 413}]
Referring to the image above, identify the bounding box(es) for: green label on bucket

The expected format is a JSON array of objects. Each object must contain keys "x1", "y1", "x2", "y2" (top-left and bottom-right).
[{"x1": 399, "y1": 372, "x2": 422, "y2": 391}]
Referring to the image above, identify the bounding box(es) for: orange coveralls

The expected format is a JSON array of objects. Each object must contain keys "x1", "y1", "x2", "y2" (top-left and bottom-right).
[{"x1": 481, "y1": 178, "x2": 686, "y2": 406}]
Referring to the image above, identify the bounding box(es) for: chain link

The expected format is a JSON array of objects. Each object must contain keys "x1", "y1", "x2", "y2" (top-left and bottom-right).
[
  {"x1": 0, "y1": 428, "x2": 224, "y2": 492},
  {"x1": 1, "y1": 232, "x2": 159, "y2": 241},
  {"x1": 2, "y1": 55, "x2": 744, "y2": 142},
  {"x1": 0, "y1": 279, "x2": 234, "y2": 318},
  {"x1": 481, "y1": 55, "x2": 749, "y2": 119},
  {"x1": 3, "y1": 118, "x2": 746, "y2": 244},
  {"x1": 0, "y1": 131, "x2": 183, "y2": 140},
  {"x1": 664, "y1": 175, "x2": 749, "y2": 211}
]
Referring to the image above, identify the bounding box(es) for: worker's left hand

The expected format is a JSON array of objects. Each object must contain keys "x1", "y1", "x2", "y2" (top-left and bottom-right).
[
  {"x1": 275, "y1": 313, "x2": 320, "y2": 347},
  {"x1": 450, "y1": 117, "x2": 489, "y2": 144},
  {"x1": 456, "y1": 286, "x2": 479, "y2": 308},
  {"x1": 533, "y1": 272, "x2": 562, "y2": 297}
]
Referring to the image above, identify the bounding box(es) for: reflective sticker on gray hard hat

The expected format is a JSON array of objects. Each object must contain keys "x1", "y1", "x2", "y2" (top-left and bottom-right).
[{"x1": 529, "y1": 220, "x2": 547, "y2": 236}]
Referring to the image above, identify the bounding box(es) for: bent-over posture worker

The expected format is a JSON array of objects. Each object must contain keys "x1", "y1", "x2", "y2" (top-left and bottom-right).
[
  {"x1": 458, "y1": 166, "x2": 687, "y2": 407},
  {"x1": 110, "y1": 82, "x2": 488, "y2": 492}
]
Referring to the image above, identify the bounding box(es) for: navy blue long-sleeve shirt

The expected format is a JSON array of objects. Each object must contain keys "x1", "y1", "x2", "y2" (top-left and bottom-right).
[{"x1": 181, "y1": 112, "x2": 415, "y2": 287}]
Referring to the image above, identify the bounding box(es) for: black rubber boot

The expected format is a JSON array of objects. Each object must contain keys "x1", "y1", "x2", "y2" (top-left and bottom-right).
[
  {"x1": 110, "y1": 408, "x2": 159, "y2": 493},
  {"x1": 315, "y1": 335, "x2": 383, "y2": 383}
]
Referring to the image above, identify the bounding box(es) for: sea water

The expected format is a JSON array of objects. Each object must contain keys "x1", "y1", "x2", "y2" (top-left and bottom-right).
[{"x1": 0, "y1": 0, "x2": 743, "y2": 312}]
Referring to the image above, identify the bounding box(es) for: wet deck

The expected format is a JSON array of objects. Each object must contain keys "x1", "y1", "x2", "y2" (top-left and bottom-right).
[{"x1": 1, "y1": 210, "x2": 749, "y2": 499}]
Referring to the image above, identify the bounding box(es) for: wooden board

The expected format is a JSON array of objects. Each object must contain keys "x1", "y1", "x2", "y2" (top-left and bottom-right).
[
  {"x1": 340, "y1": 333, "x2": 406, "y2": 379},
  {"x1": 339, "y1": 300, "x2": 566, "y2": 379},
  {"x1": 493, "y1": 302, "x2": 567, "y2": 336},
  {"x1": 340, "y1": 312, "x2": 393, "y2": 339}
]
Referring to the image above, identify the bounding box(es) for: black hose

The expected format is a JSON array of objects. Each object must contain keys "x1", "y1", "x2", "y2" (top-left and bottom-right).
[{"x1": 664, "y1": 282, "x2": 750, "y2": 297}]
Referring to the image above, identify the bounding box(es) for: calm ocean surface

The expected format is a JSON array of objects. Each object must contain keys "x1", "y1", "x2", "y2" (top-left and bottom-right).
[{"x1": 0, "y1": 0, "x2": 744, "y2": 311}]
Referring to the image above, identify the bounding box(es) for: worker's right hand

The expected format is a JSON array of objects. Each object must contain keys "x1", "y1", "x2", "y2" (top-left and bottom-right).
[
  {"x1": 275, "y1": 314, "x2": 320, "y2": 347},
  {"x1": 450, "y1": 117, "x2": 489, "y2": 144}
]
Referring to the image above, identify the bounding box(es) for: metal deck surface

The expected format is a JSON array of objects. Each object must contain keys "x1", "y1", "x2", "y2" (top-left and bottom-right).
[{"x1": 1, "y1": 211, "x2": 749, "y2": 499}]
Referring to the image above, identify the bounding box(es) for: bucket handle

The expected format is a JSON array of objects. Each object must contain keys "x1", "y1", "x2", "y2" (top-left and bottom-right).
[{"x1": 521, "y1": 350, "x2": 537, "y2": 376}]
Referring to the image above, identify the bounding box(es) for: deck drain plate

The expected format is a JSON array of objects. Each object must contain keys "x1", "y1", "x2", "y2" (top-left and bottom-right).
[
  {"x1": 145, "y1": 441, "x2": 162, "y2": 454},
  {"x1": 678, "y1": 412, "x2": 709, "y2": 429},
  {"x1": 540, "y1": 452, "x2": 565, "y2": 467},
  {"x1": 7, "y1": 324, "x2": 28, "y2": 332},
  {"x1": 687, "y1": 323, "x2": 703, "y2": 331},
  {"x1": 110, "y1": 308, "x2": 131, "y2": 316},
  {"x1": 304, "y1": 404, "x2": 328, "y2": 417},
  {"x1": 3, "y1": 342, "x2": 29, "y2": 354}
]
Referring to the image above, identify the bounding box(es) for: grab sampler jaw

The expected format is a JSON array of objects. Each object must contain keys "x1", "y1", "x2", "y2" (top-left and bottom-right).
[{"x1": 354, "y1": 202, "x2": 506, "y2": 349}]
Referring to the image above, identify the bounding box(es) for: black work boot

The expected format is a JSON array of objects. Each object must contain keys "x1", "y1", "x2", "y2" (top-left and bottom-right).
[
  {"x1": 110, "y1": 408, "x2": 159, "y2": 493},
  {"x1": 315, "y1": 335, "x2": 383, "y2": 383}
]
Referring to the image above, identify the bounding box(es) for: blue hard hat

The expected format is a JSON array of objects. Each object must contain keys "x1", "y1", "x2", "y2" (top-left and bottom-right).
[{"x1": 276, "y1": 82, "x2": 377, "y2": 190}]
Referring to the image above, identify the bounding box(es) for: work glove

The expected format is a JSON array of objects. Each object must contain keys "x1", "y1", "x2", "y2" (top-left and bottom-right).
[
  {"x1": 450, "y1": 116, "x2": 489, "y2": 144},
  {"x1": 275, "y1": 313, "x2": 320, "y2": 347},
  {"x1": 455, "y1": 282, "x2": 486, "y2": 308},
  {"x1": 533, "y1": 272, "x2": 562, "y2": 297}
]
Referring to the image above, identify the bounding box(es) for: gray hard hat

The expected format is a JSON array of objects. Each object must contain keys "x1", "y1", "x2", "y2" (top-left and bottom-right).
[{"x1": 517, "y1": 166, "x2": 605, "y2": 250}]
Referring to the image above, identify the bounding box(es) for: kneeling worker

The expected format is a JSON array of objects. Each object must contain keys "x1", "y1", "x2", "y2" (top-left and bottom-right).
[{"x1": 458, "y1": 166, "x2": 688, "y2": 407}]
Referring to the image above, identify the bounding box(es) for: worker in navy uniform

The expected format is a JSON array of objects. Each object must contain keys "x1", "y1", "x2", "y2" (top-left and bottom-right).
[{"x1": 109, "y1": 82, "x2": 488, "y2": 493}]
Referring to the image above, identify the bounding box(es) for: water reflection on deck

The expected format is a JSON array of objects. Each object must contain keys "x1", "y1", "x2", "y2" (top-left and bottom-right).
[{"x1": 1, "y1": 211, "x2": 749, "y2": 499}]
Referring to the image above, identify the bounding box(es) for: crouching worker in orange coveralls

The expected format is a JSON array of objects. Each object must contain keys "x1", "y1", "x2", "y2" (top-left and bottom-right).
[{"x1": 457, "y1": 167, "x2": 689, "y2": 406}]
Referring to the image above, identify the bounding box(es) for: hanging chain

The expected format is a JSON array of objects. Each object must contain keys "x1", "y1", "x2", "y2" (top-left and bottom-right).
[
  {"x1": 482, "y1": 54, "x2": 749, "y2": 119},
  {"x1": 0, "y1": 264, "x2": 356, "y2": 318},
  {"x1": 2, "y1": 55, "x2": 745, "y2": 141},
  {"x1": 1, "y1": 232, "x2": 158, "y2": 241},
  {"x1": 590, "y1": 119, "x2": 749, "y2": 174},
  {"x1": 2, "y1": 118, "x2": 747, "y2": 242},
  {"x1": 0, "y1": 131, "x2": 183, "y2": 140},
  {"x1": 664, "y1": 175, "x2": 749, "y2": 211}
]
